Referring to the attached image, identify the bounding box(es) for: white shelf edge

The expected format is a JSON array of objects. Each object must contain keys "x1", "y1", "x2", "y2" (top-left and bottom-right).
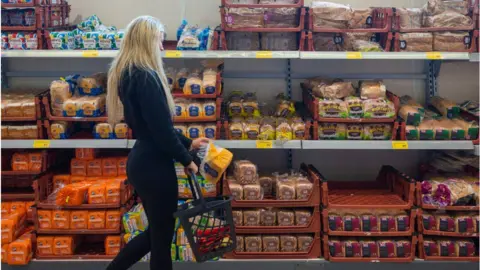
[
  {"x1": 300, "y1": 52, "x2": 471, "y2": 60},
  {"x1": 1, "y1": 139, "x2": 128, "y2": 149},
  {"x1": 302, "y1": 140, "x2": 474, "y2": 150}
]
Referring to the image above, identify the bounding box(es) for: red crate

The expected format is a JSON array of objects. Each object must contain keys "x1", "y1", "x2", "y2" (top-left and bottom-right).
[
  {"x1": 306, "y1": 31, "x2": 393, "y2": 52},
  {"x1": 235, "y1": 206, "x2": 321, "y2": 234},
  {"x1": 1, "y1": 0, "x2": 65, "y2": 8},
  {"x1": 172, "y1": 72, "x2": 223, "y2": 99},
  {"x1": 221, "y1": 8, "x2": 306, "y2": 32},
  {"x1": 417, "y1": 209, "x2": 479, "y2": 237},
  {"x1": 302, "y1": 85, "x2": 400, "y2": 123},
  {"x1": 393, "y1": 31, "x2": 478, "y2": 53},
  {"x1": 322, "y1": 208, "x2": 416, "y2": 236},
  {"x1": 309, "y1": 8, "x2": 393, "y2": 33},
  {"x1": 216, "y1": 30, "x2": 308, "y2": 51},
  {"x1": 223, "y1": 163, "x2": 321, "y2": 208},
  {"x1": 1, "y1": 4, "x2": 70, "y2": 31},
  {"x1": 321, "y1": 165, "x2": 415, "y2": 209},
  {"x1": 224, "y1": 232, "x2": 321, "y2": 259},
  {"x1": 323, "y1": 235, "x2": 417, "y2": 262},
  {"x1": 221, "y1": 0, "x2": 304, "y2": 8},
  {"x1": 33, "y1": 174, "x2": 133, "y2": 210},
  {"x1": 415, "y1": 182, "x2": 480, "y2": 211},
  {"x1": 173, "y1": 98, "x2": 222, "y2": 123},
  {"x1": 418, "y1": 234, "x2": 479, "y2": 261}
]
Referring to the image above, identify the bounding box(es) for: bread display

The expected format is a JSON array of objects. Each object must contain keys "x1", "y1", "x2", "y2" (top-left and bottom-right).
[
  {"x1": 328, "y1": 210, "x2": 410, "y2": 232},
  {"x1": 225, "y1": 8, "x2": 265, "y2": 28},
  {"x1": 398, "y1": 33, "x2": 433, "y2": 52},
  {"x1": 318, "y1": 123, "x2": 347, "y2": 140},
  {"x1": 280, "y1": 235, "x2": 298, "y2": 252},
  {"x1": 433, "y1": 31, "x2": 471, "y2": 52},
  {"x1": 244, "y1": 209, "x2": 261, "y2": 226},
  {"x1": 310, "y1": 1, "x2": 353, "y2": 29},
  {"x1": 262, "y1": 236, "x2": 280, "y2": 252},
  {"x1": 277, "y1": 210, "x2": 295, "y2": 226}
]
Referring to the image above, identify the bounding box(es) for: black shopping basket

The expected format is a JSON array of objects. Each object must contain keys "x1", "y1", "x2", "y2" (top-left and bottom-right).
[{"x1": 174, "y1": 171, "x2": 236, "y2": 262}]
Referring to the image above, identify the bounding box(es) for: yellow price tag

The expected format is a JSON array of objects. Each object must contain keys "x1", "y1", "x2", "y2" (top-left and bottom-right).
[
  {"x1": 33, "y1": 140, "x2": 50, "y2": 148},
  {"x1": 82, "y1": 50, "x2": 99, "y2": 57},
  {"x1": 346, "y1": 52, "x2": 363, "y2": 59},
  {"x1": 256, "y1": 140, "x2": 273, "y2": 149},
  {"x1": 256, "y1": 51, "x2": 273, "y2": 59},
  {"x1": 426, "y1": 52, "x2": 442, "y2": 60},
  {"x1": 165, "y1": 50, "x2": 182, "y2": 58},
  {"x1": 392, "y1": 141, "x2": 409, "y2": 150}
]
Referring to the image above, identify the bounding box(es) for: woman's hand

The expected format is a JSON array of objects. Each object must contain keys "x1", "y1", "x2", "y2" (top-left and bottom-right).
[
  {"x1": 190, "y1": 138, "x2": 210, "y2": 150},
  {"x1": 185, "y1": 161, "x2": 199, "y2": 174}
]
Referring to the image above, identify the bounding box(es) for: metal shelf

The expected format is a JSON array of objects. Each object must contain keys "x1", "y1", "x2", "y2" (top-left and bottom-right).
[
  {"x1": 1, "y1": 140, "x2": 128, "y2": 149},
  {"x1": 302, "y1": 140, "x2": 474, "y2": 150},
  {"x1": 300, "y1": 52, "x2": 471, "y2": 60}
]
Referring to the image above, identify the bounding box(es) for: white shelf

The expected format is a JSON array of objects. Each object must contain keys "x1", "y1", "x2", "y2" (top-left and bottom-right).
[
  {"x1": 470, "y1": 53, "x2": 480, "y2": 62},
  {"x1": 300, "y1": 52, "x2": 471, "y2": 60},
  {"x1": 214, "y1": 140, "x2": 302, "y2": 149},
  {"x1": 302, "y1": 140, "x2": 474, "y2": 150},
  {"x1": 1, "y1": 139, "x2": 128, "y2": 149}
]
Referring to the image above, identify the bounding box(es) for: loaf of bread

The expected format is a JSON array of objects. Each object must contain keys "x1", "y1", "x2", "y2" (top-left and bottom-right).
[
  {"x1": 310, "y1": 1, "x2": 353, "y2": 29},
  {"x1": 438, "y1": 239, "x2": 455, "y2": 257},
  {"x1": 278, "y1": 210, "x2": 295, "y2": 226},
  {"x1": 396, "y1": 240, "x2": 412, "y2": 258},
  {"x1": 175, "y1": 68, "x2": 188, "y2": 90},
  {"x1": 424, "y1": 10, "x2": 472, "y2": 28},
  {"x1": 280, "y1": 235, "x2": 297, "y2": 252},
  {"x1": 236, "y1": 236, "x2": 245, "y2": 252},
  {"x1": 262, "y1": 236, "x2": 280, "y2": 252},
  {"x1": 183, "y1": 72, "x2": 203, "y2": 95},
  {"x1": 245, "y1": 236, "x2": 262, "y2": 252},
  {"x1": 187, "y1": 124, "x2": 204, "y2": 139},
  {"x1": 318, "y1": 99, "x2": 348, "y2": 118},
  {"x1": 295, "y1": 177, "x2": 313, "y2": 200},
  {"x1": 50, "y1": 121, "x2": 70, "y2": 139},
  {"x1": 260, "y1": 208, "x2": 277, "y2": 226},
  {"x1": 294, "y1": 210, "x2": 312, "y2": 226},
  {"x1": 50, "y1": 80, "x2": 73, "y2": 116},
  {"x1": 243, "y1": 184, "x2": 263, "y2": 200},
  {"x1": 328, "y1": 213, "x2": 344, "y2": 231},
  {"x1": 229, "y1": 120, "x2": 244, "y2": 140},
  {"x1": 363, "y1": 99, "x2": 395, "y2": 119},
  {"x1": 346, "y1": 124, "x2": 363, "y2": 140},
  {"x1": 234, "y1": 160, "x2": 258, "y2": 185},
  {"x1": 328, "y1": 238, "x2": 344, "y2": 257},
  {"x1": 345, "y1": 97, "x2": 363, "y2": 118},
  {"x1": 433, "y1": 31, "x2": 470, "y2": 52},
  {"x1": 276, "y1": 180, "x2": 296, "y2": 200},
  {"x1": 343, "y1": 213, "x2": 361, "y2": 231},
  {"x1": 363, "y1": 124, "x2": 392, "y2": 140},
  {"x1": 436, "y1": 214, "x2": 456, "y2": 232},
  {"x1": 297, "y1": 235, "x2": 314, "y2": 252},
  {"x1": 202, "y1": 69, "x2": 217, "y2": 95},
  {"x1": 264, "y1": 8, "x2": 298, "y2": 28},
  {"x1": 244, "y1": 120, "x2": 260, "y2": 140},
  {"x1": 398, "y1": 33, "x2": 433, "y2": 52},
  {"x1": 80, "y1": 95, "x2": 106, "y2": 117},
  {"x1": 396, "y1": 212, "x2": 410, "y2": 231},
  {"x1": 243, "y1": 210, "x2": 261, "y2": 226},
  {"x1": 228, "y1": 181, "x2": 244, "y2": 200},
  {"x1": 423, "y1": 238, "x2": 439, "y2": 256},
  {"x1": 94, "y1": 123, "x2": 113, "y2": 139},
  {"x1": 204, "y1": 124, "x2": 217, "y2": 139},
  {"x1": 78, "y1": 73, "x2": 107, "y2": 96},
  {"x1": 319, "y1": 123, "x2": 347, "y2": 140},
  {"x1": 396, "y1": 8, "x2": 423, "y2": 30},
  {"x1": 455, "y1": 214, "x2": 475, "y2": 233},
  {"x1": 360, "y1": 80, "x2": 386, "y2": 100},
  {"x1": 308, "y1": 78, "x2": 354, "y2": 99},
  {"x1": 361, "y1": 213, "x2": 379, "y2": 232},
  {"x1": 225, "y1": 8, "x2": 264, "y2": 28},
  {"x1": 360, "y1": 239, "x2": 378, "y2": 257},
  {"x1": 348, "y1": 8, "x2": 372, "y2": 29},
  {"x1": 378, "y1": 240, "x2": 396, "y2": 258},
  {"x1": 422, "y1": 213, "x2": 436, "y2": 230},
  {"x1": 344, "y1": 239, "x2": 362, "y2": 257},
  {"x1": 232, "y1": 210, "x2": 243, "y2": 226},
  {"x1": 187, "y1": 102, "x2": 203, "y2": 118},
  {"x1": 456, "y1": 239, "x2": 476, "y2": 257},
  {"x1": 258, "y1": 176, "x2": 275, "y2": 197},
  {"x1": 379, "y1": 214, "x2": 397, "y2": 232}
]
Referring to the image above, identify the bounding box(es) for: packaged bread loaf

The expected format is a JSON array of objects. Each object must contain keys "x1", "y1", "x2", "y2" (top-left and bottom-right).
[
  {"x1": 438, "y1": 239, "x2": 455, "y2": 257},
  {"x1": 202, "y1": 69, "x2": 217, "y2": 95},
  {"x1": 276, "y1": 119, "x2": 293, "y2": 141},
  {"x1": 183, "y1": 71, "x2": 203, "y2": 95},
  {"x1": 436, "y1": 214, "x2": 455, "y2": 232},
  {"x1": 264, "y1": 8, "x2": 298, "y2": 28},
  {"x1": 228, "y1": 181, "x2": 243, "y2": 200},
  {"x1": 452, "y1": 119, "x2": 479, "y2": 140},
  {"x1": 291, "y1": 119, "x2": 306, "y2": 140},
  {"x1": 202, "y1": 101, "x2": 216, "y2": 118},
  {"x1": 378, "y1": 239, "x2": 396, "y2": 258},
  {"x1": 187, "y1": 101, "x2": 203, "y2": 118},
  {"x1": 244, "y1": 119, "x2": 260, "y2": 140},
  {"x1": 308, "y1": 78, "x2": 354, "y2": 99},
  {"x1": 280, "y1": 235, "x2": 297, "y2": 252},
  {"x1": 165, "y1": 67, "x2": 176, "y2": 89},
  {"x1": 310, "y1": 1, "x2": 353, "y2": 29},
  {"x1": 344, "y1": 239, "x2": 362, "y2": 257},
  {"x1": 29, "y1": 152, "x2": 43, "y2": 171},
  {"x1": 297, "y1": 235, "x2": 313, "y2": 252},
  {"x1": 94, "y1": 123, "x2": 113, "y2": 139},
  {"x1": 243, "y1": 209, "x2": 261, "y2": 226},
  {"x1": 455, "y1": 214, "x2": 475, "y2": 233},
  {"x1": 242, "y1": 93, "x2": 259, "y2": 116},
  {"x1": 424, "y1": 0, "x2": 469, "y2": 16},
  {"x1": 319, "y1": 123, "x2": 347, "y2": 140},
  {"x1": 430, "y1": 96, "x2": 459, "y2": 119},
  {"x1": 360, "y1": 80, "x2": 386, "y2": 100},
  {"x1": 456, "y1": 239, "x2": 476, "y2": 257},
  {"x1": 433, "y1": 31, "x2": 471, "y2": 52},
  {"x1": 346, "y1": 124, "x2": 363, "y2": 140},
  {"x1": 244, "y1": 184, "x2": 263, "y2": 200},
  {"x1": 78, "y1": 73, "x2": 106, "y2": 96},
  {"x1": 424, "y1": 10, "x2": 472, "y2": 28},
  {"x1": 318, "y1": 99, "x2": 348, "y2": 118},
  {"x1": 328, "y1": 238, "x2": 344, "y2": 257},
  {"x1": 229, "y1": 119, "x2": 244, "y2": 140},
  {"x1": 204, "y1": 124, "x2": 216, "y2": 139},
  {"x1": 174, "y1": 99, "x2": 186, "y2": 119},
  {"x1": 348, "y1": 8, "x2": 372, "y2": 29},
  {"x1": 343, "y1": 212, "x2": 361, "y2": 231},
  {"x1": 50, "y1": 121, "x2": 70, "y2": 139},
  {"x1": 277, "y1": 210, "x2": 295, "y2": 226},
  {"x1": 360, "y1": 239, "x2": 378, "y2": 257},
  {"x1": 423, "y1": 238, "x2": 439, "y2": 256},
  {"x1": 276, "y1": 175, "x2": 295, "y2": 200},
  {"x1": 50, "y1": 80, "x2": 74, "y2": 116},
  {"x1": 345, "y1": 97, "x2": 363, "y2": 118},
  {"x1": 262, "y1": 236, "x2": 280, "y2": 252},
  {"x1": 114, "y1": 123, "x2": 129, "y2": 139},
  {"x1": 396, "y1": 240, "x2": 412, "y2": 258},
  {"x1": 379, "y1": 213, "x2": 397, "y2": 232},
  {"x1": 228, "y1": 92, "x2": 243, "y2": 117},
  {"x1": 258, "y1": 176, "x2": 274, "y2": 197},
  {"x1": 225, "y1": 8, "x2": 264, "y2": 28},
  {"x1": 313, "y1": 33, "x2": 343, "y2": 51},
  {"x1": 259, "y1": 117, "x2": 275, "y2": 140},
  {"x1": 328, "y1": 212, "x2": 343, "y2": 231},
  {"x1": 399, "y1": 105, "x2": 424, "y2": 126},
  {"x1": 363, "y1": 124, "x2": 392, "y2": 140},
  {"x1": 174, "y1": 125, "x2": 187, "y2": 137},
  {"x1": 234, "y1": 160, "x2": 258, "y2": 185},
  {"x1": 294, "y1": 210, "x2": 312, "y2": 226},
  {"x1": 260, "y1": 208, "x2": 277, "y2": 226},
  {"x1": 236, "y1": 236, "x2": 244, "y2": 252},
  {"x1": 396, "y1": 8, "x2": 423, "y2": 30},
  {"x1": 363, "y1": 99, "x2": 395, "y2": 119},
  {"x1": 244, "y1": 236, "x2": 262, "y2": 252},
  {"x1": 295, "y1": 176, "x2": 313, "y2": 200},
  {"x1": 175, "y1": 68, "x2": 188, "y2": 90},
  {"x1": 422, "y1": 212, "x2": 436, "y2": 230},
  {"x1": 396, "y1": 212, "x2": 410, "y2": 231},
  {"x1": 398, "y1": 33, "x2": 433, "y2": 52},
  {"x1": 82, "y1": 95, "x2": 106, "y2": 117},
  {"x1": 187, "y1": 125, "x2": 203, "y2": 139}
]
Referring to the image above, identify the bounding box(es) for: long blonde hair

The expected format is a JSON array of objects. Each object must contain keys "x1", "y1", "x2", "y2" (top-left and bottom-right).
[{"x1": 107, "y1": 16, "x2": 175, "y2": 125}]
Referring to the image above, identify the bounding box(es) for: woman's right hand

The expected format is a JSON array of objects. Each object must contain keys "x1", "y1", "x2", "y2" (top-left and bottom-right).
[{"x1": 185, "y1": 162, "x2": 198, "y2": 174}]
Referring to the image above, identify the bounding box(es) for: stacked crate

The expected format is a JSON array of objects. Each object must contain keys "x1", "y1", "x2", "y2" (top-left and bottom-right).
[
  {"x1": 1, "y1": 0, "x2": 71, "y2": 50},
  {"x1": 321, "y1": 165, "x2": 417, "y2": 262}
]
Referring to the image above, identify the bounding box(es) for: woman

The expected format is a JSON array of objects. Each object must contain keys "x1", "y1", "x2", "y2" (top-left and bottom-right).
[{"x1": 106, "y1": 16, "x2": 208, "y2": 270}]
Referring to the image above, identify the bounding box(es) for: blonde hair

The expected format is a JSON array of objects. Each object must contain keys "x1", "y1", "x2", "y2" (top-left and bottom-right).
[{"x1": 107, "y1": 15, "x2": 174, "y2": 125}]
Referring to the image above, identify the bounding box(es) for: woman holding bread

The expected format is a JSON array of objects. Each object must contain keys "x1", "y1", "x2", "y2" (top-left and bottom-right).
[{"x1": 106, "y1": 16, "x2": 208, "y2": 270}]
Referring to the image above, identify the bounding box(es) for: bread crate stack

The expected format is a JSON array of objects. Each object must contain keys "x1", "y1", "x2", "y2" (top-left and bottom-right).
[
  {"x1": 170, "y1": 62, "x2": 223, "y2": 141},
  {"x1": 306, "y1": 1, "x2": 394, "y2": 52},
  {"x1": 1, "y1": 0, "x2": 71, "y2": 50},
  {"x1": 32, "y1": 148, "x2": 133, "y2": 259},
  {"x1": 321, "y1": 165, "x2": 417, "y2": 262},
  {"x1": 393, "y1": 0, "x2": 477, "y2": 53},
  {"x1": 217, "y1": 0, "x2": 308, "y2": 51},
  {"x1": 416, "y1": 158, "x2": 479, "y2": 261},
  {"x1": 301, "y1": 79, "x2": 401, "y2": 141},
  {"x1": 222, "y1": 161, "x2": 321, "y2": 258}
]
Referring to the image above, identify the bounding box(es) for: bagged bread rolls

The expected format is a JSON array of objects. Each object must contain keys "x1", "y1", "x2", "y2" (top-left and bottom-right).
[{"x1": 430, "y1": 96, "x2": 460, "y2": 119}]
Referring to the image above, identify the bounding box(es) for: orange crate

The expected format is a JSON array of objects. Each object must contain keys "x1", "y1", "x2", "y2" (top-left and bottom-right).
[
  {"x1": 323, "y1": 235, "x2": 417, "y2": 262},
  {"x1": 223, "y1": 163, "x2": 321, "y2": 208},
  {"x1": 224, "y1": 232, "x2": 321, "y2": 259},
  {"x1": 322, "y1": 208, "x2": 416, "y2": 237},
  {"x1": 417, "y1": 209, "x2": 479, "y2": 237},
  {"x1": 236, "y1": 206, "x2": 321, "y2": 234},
  {"x1": 415, "y1": 182, "x2": 480, "y2": 211},
  {"x1": 418, "y1": 234, "x2": 479, "y2": 261},
  {"x1": 321, "y1": 165, "x2": 415, "y2": 209}
]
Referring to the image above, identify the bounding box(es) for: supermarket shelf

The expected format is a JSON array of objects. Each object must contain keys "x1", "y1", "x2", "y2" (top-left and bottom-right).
[
  {"x1": 1, "y1": 193, "x2": 35, "y2": 201},
  {"x1": 2, "y1": 259, "x2": 479, "y2": 270},
  {"x1": 302, "y1": 140, "x2": 474, "y2": 150},
  {"x1": 214, "y1": 140, "x2": 302, "y2": 149},
  {"x1": 1, "y1": 140, "x2": 129, "y2": 149},
  {"x1": 36, "y1": 229, "x2": 120, "y2": 235},
  {"x1": 299, "y1": 52, "x2": 471, "y2": 60}
]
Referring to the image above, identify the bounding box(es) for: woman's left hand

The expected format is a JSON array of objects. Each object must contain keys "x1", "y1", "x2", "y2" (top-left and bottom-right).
[{"x1": 191, "y1": 138, "x2": 210, "y2": 150}]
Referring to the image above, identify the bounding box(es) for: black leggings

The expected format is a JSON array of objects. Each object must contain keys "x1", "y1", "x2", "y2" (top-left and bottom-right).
[{"x1": 106, "y1": 147, "x2": 178, "y2": 270}]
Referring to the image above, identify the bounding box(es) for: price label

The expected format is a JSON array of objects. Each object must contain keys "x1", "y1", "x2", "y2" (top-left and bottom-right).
[
  {"x1": 392, "y1": 141, "x2": 408, "y2": 150},
  {"x1": 256, "y1": 51, "x2": 273, "y2": 59},
  {"x1": 33, "y1": 140, "x2": 50, "y2": 148},
  {"x1": 256, "y1": 140, "x2": 273, "y2": 149},
  {"x1": 346, "y1": 52, "x2": 363, "y2": 59},
  {"x1": 82, "y1": 50, "x2": 99, "y2": 57},
  {"x1": 165, "y1": 50, "x2": 182, "y2": 58},
  {"x1": 426, "y1": 52, "x2": 442, "y2": 60}
]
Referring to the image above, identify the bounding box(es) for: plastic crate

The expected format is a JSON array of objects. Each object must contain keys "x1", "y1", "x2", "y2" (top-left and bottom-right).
[
  {"x1": 172, "y1": 72, "x2": 223, "y2": 99},
  {"x1": 33, "y1": 174, "x2": 133, "y2": 210},
  {"x1": 322, "y1": 208, "x2": 416, "y2": 237},
  {"x1": 306, "y1": 31, "x2": 393, "y2": 52},
  {"x1": 415, "y1": 181, "x2": 480, "y2": 211},
  {"x1": 216, "y1": 30, "x2": 308, "y2": 51},
  {"x1": 301, "y1": 85, "x2": 400, "y2": 123},
  {"x1": 417, "y1": 209, "x2": 479, "y2": 237},
  {"x1": 309, "y1": 8, "x2": 393, "y2": 33},
  {"x1": 221, "y1": 8, "x2": 306, "y2": 32},
  {"x1": 235, "y1": 206, "x2": 321, "y2": 234},
  {"x1": 321, "y1": 165, "x2": 415, "y2": 209},
  {"x1": 393, "y1": 31, "x2": 478, "y2": 53},
  {"x1": 35, "y1": 235, "x2": 123, "y2": 260},
  {"x1": 323, "y1": 235, "x2": 417, "y2": 262},
  {"x1": 224, "y1": 232, "x2": 321, "y2": 259},
  {"x1": 418, "y1": 234, "x2": 479, "y2": 261},
  {"x1": 223, "y1": 163, "x2": 321, "y2": 208},
  {"x1": 221, "y1": 0, "x2": 304, "y2": 8},
  {"x1": 42, "y1": 94, "x2": 108, "y2": 122},
  {"x1": 1, "y1": 4, "x2": 70, "y2": 31}
]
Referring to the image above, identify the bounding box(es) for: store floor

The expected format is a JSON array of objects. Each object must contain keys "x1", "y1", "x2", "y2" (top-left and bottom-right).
[{"x1": 2, "y1": 259, "x2": 478, "y2": 270}]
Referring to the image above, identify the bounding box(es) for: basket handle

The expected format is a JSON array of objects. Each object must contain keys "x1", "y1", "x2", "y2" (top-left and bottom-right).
[{"x1": 187, "y1": 170, "x2": 206, "y2": 205}]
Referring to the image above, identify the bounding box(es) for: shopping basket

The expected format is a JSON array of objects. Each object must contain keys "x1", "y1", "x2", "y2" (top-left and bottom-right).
[{"x1": 174, "y1": 171, "x2": 236, "y2": 262}]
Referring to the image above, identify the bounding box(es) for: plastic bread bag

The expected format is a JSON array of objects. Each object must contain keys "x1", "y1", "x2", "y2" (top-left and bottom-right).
[
  {"x1": 242, "y1": 92, "x2": 259, "y2": 116},
  {"x1": 202, "y1": 69, "x2": 217, "y2": 95},
  {"x1": 264, "y1": 8, "x2": 298, "y2": 28},
  {"x1": 174, "y1": 99, "x2": 187, "y2": 119},
  {"x1": 318, "y1": 123, "x2": 347, "y2": 140},
  {"x1": 396, "y1": 8, "x2": 423, "y2": 30},
  {"x1": 226, "y1": 32, "x2": 260, "y2": 51},
  {"x1": 452, "y1": 119, "x2": 479, "y2": 140},
  {"x1": 398, "y1": 32, "x2": 433, "y2": 52},
  {"x1": 187, "y1": 101, "x2": 203, "y2": 118},
  {"x1": 433, "y1": 31, "x2": 471, "y2": 52},
  {"x1": 424, "y1": 10, "x2": 472, "y2": 28},
  {"x1": 318, "y1": 99, "x2": 348, "y2": 118},
  {"x1": 352, "y1": 39, "x2": 383, "y2": 52},
  {"x1": 345, "y1": 97, "x2": 364, "y2": 118},
  {"x1": 229, "y1": 118, "x2": 244, "y2": 139},
  {"x1": 56, "y1": 182, "x2": 92, "y2": 206},
  {"x1": 275, "y1": 93, "x2": 295, "y2": 117},
  {"x1": 228, "y1": 91, "x2": 244, "y2": 117},
  {"x1": 459, "y1": 100, "x2": 479, "y2": 116},
  {"x1": 291, "y1": 118, "x2": 306, "y2": 140},
  {"x1": 202, "y1": 100, "x2": 216, "y2": 118},
  {"x1": 244, "y1": 118, "x2": 260, "y2": 140},
  {"x1": 177, "y1": 26, "x2": 201, "y2": 50},
  {"x1": 348, "y1": 8, "x2": 372, "y2": 29},
  {"x1": 363, "y1": 124, "x2": 392, "y2": 140},
  {"x1": 196, "y1": 142, "x2": 233, "y2": 185},
  {"x1": 276, "y1": 118, "x2": 293, "y2": 141},
  {"x1": 309, "y1": 78, "x2": 355, "y2": 99},
  {"x1": 165, "y1": 67, "x2": 176, "y2": 90},
  {"x1": 430, "y1": 96, "x2": 460, "y2": 119},
  {"x1": 424, "y1": 0, "x2": 470, "y2": 16},
  {"x1": 275, "y1": 172, "x2": 296, "y2": 200},
  {"x1": 313, "y1": 33, "x2": 343, "y2": 51},
  {"x1": 78, "y1": 73, "x2": 107, "y2": 96},
  {"x1": 175, "y1": 68, "x2": 189, "y2": 90},
  {"x1": 310, "y1": 1, "x2": 353, "y2": 29},
  {"x1": 225, "y1": 8, "x2": 265, "y2": 29},
  {"x1": 277, "y1": 209, "x2": 295, "y2": 226},
  {"x1": 360, "y1": 80, "x2": 386, "y2": 100},
  {"x1": 183, "y1": 70, "x2": 203, "y2": 95},
  {"x1": 259, "y1": 117, "x2": 276, "y2": 140},
  {"x1": 363, "y1": 98, "x2": 395, "y2": 119},
  {"x1": 50, "y1": 121, "x2": 71, "y2": 139},
  {"x1": 80, "y1": 95, "x2": 106, "y2": 117}
]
